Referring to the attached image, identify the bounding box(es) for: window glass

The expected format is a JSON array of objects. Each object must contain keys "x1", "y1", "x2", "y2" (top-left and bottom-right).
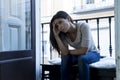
[{"x1": 0, "y1": 0, "x2": 31, "y2": 52}]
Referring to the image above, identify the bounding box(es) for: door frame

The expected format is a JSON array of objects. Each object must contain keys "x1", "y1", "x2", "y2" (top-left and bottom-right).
[{"x1": 0, "y1": 0, "x2": 36, "y2": 80}]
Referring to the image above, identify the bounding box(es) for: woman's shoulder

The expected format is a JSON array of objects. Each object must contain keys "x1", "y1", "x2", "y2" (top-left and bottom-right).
[
  {"x1": 76, "y1": 22, "x2": 89, "y2": 30},
  {"x1": 76, "y1": 22, "x2": 83, "y2": 26},
  {"x1": 77, "y1": 22, "x2": 89, "y2": 27}
]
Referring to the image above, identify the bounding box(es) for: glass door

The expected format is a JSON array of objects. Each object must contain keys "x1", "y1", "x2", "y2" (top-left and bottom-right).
[{"x1": 0, "y1": 0, "x2": 36, "y2": 80}]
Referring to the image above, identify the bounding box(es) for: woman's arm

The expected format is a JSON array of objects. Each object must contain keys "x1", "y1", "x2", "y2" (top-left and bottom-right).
[
  {"x1": 69, "y1": 47, "x2": 88, "y2": 55},
  {"x1": 53, "y1": 24, "x2": 69, "y2": 55},
  {"x1": 55, "y1": 36, "x2": 88, "y2": 55},
  {"x1": 54, "y1": 36, "x2": 69, "y2": 55}
]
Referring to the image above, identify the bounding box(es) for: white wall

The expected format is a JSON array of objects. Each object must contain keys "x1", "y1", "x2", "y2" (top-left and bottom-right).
[
  {"x1": 115, "y1": 0, "x2": 120, "y2": 80},
  {"x1": 35, "y1": 0, "x2": 41, "y2": 80}
]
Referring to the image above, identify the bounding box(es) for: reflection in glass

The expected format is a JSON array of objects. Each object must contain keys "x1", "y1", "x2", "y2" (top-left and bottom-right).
[{"x1": 0, "y1": 0, "x2": 31, "y2": 52}]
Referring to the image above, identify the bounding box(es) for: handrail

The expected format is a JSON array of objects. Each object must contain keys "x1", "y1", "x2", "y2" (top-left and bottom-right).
[{"x1": 41, "y1": 16, "x2": 114, "y2": 24}]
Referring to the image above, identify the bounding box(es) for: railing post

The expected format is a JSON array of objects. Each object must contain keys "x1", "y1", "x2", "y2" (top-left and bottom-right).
[
  {"x1": 42, "y1": 24, "x2": 44, "y2": 64},
  {"x1": 96, "y1": 18, "x2": 100, "y2": 50},
  {"x1": 86, "y1": 19, "x2": 88, "y2": 23},
  {"x1": 50, "y1": 44, "x2": 52, "y2": 59},
  {"x1": 108, "y1": 17, "x2": 112, "y2": 56}
]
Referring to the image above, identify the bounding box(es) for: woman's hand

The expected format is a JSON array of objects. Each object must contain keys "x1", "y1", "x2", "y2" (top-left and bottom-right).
[{"x1": 53, "y1": 24, "x2": 60, "y2": 37}]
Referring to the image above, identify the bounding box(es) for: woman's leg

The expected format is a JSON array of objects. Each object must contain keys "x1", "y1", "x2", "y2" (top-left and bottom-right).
[
  {"x1": 78, "y1": 52, "x2": 100, "y2": 80},
  {"x1": 61, "y1": 54, "x2": 72, "y2": 80}
]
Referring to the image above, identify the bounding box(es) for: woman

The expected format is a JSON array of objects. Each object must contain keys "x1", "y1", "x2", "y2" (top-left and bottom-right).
[{"x1": 50, "y1": 11, "x2": 100, "y2": 80}]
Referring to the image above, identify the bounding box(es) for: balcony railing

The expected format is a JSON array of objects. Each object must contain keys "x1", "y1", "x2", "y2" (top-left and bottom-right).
[{"x1": 41, "y1": 16, "x2": 114, "y2": 64}]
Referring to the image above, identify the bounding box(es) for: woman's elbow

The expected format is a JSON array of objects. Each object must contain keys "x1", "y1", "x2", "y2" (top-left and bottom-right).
[{"x1": 61, "y1": 50, "x2": 69, "y2": 55}]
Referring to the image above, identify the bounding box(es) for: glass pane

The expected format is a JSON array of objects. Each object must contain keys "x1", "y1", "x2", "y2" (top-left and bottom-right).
[{"x1": 0, "y1": 0, "x2": 31, "y2": 52}]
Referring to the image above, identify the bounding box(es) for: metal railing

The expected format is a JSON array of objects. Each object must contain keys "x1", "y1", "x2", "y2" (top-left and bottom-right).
[{"x1": 41, "y1": 16, "x2": 114, "y2": 64}]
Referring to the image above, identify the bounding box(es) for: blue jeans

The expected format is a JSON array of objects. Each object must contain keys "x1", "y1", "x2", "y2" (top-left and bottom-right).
[{"x1": 61, "y1": 51, "x2": 100, "y2": 80}]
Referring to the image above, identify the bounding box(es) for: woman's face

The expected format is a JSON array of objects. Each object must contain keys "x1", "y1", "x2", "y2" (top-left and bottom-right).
[{"x1": 53, "y1": 18, "x2": 71, "y2": 33}]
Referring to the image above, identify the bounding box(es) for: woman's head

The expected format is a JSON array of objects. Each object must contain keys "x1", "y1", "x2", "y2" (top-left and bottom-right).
[
  {"x1": 50, "y1": 11, "x2": 73, "y2": 24},
  {"x1": 50, "y1": 11, "x2": 73, "y2": 54},
  {"x1": 51, "y1": 11, "x2": 73, "y2": 33}
]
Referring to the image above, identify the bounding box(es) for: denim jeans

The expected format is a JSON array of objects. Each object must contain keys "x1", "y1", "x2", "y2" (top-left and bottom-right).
[{"x1": 61, "y1": 51, "x2": 100, "y2": 80}]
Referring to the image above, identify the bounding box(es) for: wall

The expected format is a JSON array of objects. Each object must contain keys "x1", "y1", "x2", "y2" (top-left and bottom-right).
[{"x1": 115, "y1": 0, "x2": 120, "y2": 80}]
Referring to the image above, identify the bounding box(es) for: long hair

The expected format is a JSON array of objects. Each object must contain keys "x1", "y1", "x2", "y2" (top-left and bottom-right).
[{"x1": 50, "y1": 11, "x2": 73, "y2": 54}]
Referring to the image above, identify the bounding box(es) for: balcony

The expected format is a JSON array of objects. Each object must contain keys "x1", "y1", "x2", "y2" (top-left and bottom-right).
[
  {"x1": 40, "y1": 16, "x2": 116, "y2": 80},
  {"x1": 41, "y1": 16, "x2": 115, "y2": 64}
]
